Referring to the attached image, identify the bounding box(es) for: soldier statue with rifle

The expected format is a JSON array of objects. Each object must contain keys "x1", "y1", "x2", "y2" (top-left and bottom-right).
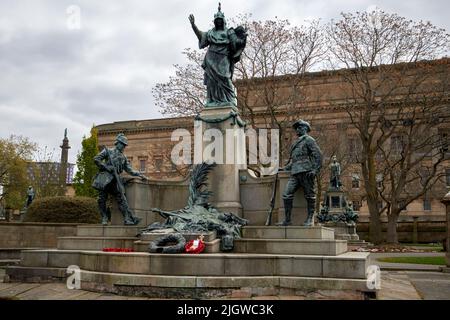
[
  {"x1": 92, "y1": 133, "x2": 149, "y2": 225},
  {"x1": 277, "y1": 120, "x2": 323, "y2": 227}
]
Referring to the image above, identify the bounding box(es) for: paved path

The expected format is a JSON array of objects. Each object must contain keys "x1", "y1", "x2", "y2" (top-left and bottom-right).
[
  {"x1": 1, "y1": 271, "x2": 449, "y2": 300},
  {"x1": 378, "y1": 271, "x2": 450, "y2": 300}
]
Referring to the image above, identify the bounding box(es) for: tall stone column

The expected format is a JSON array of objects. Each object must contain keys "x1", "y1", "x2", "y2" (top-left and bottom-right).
[
  {"x1": 442, "y1": 192, "x2": 450, "y2": 269},
  {"x1": 195, "y1": 106, "x2": 246, "y2": 216}
]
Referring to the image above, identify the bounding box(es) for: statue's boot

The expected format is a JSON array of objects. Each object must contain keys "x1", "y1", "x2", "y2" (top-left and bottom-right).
[
  {"x1": 98, "y1": 203, "x2": 109, "y2": 225},
  {"x1": 303, "y1": 199, "x2": 315, "y2": 227},
  {"x1": 276, "y1": 199, "x2": 293, "y2": 226},
  {"x1": 123, "y1": 209, "x2": 141, "y2": 226}
]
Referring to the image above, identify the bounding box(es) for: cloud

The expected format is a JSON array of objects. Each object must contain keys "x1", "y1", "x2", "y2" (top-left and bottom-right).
[{"x1": 0, "y1": 0, "x2": 448, "y2": 164}]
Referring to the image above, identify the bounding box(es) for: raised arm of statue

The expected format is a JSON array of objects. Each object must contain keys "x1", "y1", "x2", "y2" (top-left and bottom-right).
[
  {"x1": 124, "y1": 159, "x2": 149, "y2": 180},
  {"x1": 188, "y1": 14, "x2": 202, "y2": 42}
]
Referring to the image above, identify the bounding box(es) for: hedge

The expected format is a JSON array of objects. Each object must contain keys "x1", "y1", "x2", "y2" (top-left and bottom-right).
[{"x1": 23, "y1": 196, "x2": 101, "y2": 224}]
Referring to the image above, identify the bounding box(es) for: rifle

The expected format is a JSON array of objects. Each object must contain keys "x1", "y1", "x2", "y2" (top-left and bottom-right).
[
  {"x1": 104, "y1": 147, "x2": 126, "y2": 196},
  {"x1": 151, "y1": 208, "x2": 189, "y2": 222},
  {"x1": 265, "y1": 172, "x2": 278, "y2": 226}
]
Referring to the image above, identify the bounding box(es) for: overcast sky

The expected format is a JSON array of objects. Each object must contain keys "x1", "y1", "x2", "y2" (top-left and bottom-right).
[{"x1": 0, "y1": 0, "x2": 448, "y2": 164}]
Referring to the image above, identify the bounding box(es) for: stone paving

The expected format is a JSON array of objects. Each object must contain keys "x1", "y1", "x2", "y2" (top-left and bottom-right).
[{"x1": 0, "y1": 270, "x2": 449, "y2": 300}]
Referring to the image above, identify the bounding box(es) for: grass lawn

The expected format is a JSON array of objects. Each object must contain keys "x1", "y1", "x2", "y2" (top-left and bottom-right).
[
  {"x1": 377, "y1": 256, "x2": 446, "y2": 265},
  {"x1": 403, "y1": 243, "x2": 442, "y2": 247}
]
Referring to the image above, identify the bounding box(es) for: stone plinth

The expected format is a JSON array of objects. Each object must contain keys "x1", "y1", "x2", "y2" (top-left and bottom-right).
[
  {"x1": 442, "y1": 192, "x2": 450, "y2": 267},
  {"x1": 197, "y1": 106, "x2": 246, "y2": 215},
  {"x1": 323, "y1": 221, "x2": 360, "y2": 241}
]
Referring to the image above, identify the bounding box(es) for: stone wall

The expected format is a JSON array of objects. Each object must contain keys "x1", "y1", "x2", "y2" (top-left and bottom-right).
[
  {"x1": 239, "y1": 169, "x2": 307, "y2": 225},
  {"x1": 111, "y1": 178, "x2": 190, "y2": 226},
  {"x1": 356, "y1": 221, "x2": 447, "y2": 243},
  {"x1": 0, "y1": 222, "x2": 78, "y2": 248},
  {"x1": 118, "y1": 170, "x2": 308, "y2": 227}
]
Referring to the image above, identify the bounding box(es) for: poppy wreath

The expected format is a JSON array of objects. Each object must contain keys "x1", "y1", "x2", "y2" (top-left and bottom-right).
[
  {"x1": 185, "y1": 238, "x2": 206, "y2": 254},
  {"x1": 148, "y1": 232, "x2": 186, "y2": 254}
]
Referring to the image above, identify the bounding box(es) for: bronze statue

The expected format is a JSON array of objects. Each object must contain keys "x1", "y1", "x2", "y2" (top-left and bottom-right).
[
  {"x1": 25, "y1": 186, "x2": 35, "y2": 208},
  {"x1": 92, "y1": 133, "x2": 148, "y2": 225},
  {"x1": 278, "y1": 120, "x2": 323, "y2": 226},
  {"x1": 142, "y1": 162, "x2": 248, "y2": 251},
  {"x1": 329, "y1": 155, "x2": 342, "y2": 190},
  {"x1": 189, "y1": 3, "x2": 247, "y2": 107}
]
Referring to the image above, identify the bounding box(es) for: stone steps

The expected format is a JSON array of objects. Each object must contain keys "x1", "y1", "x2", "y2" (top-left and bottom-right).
[
  {"x1": 133, "y1": 239, "x2": 221, "y2": 253},
  {"x1": 18, "y1": 249, "x2": 369, "y2": 279},
  {"x1": 0, "y1": 248, "x2": 42, "y2": 260},
  {"x1": 59, "y1": 226, "x2": 345, "y2": 256},
  {"x1": 57, "y1": 237, "x2": 137, "y2": 251},
  {"x1": 0, "y1": 259, "x2": 20, "y2": 266},
  {"x1": 76, "y1": 226, "x2": 141, "y2": 237},
  {"x1": 241, "y1": 226, "x2": 335, "y2": 240},
  {"x1": 5, "y1": 265, "x2": 373, "y2": 295},
  {"x1": 233, "y1": 238, "x2": 347, "y2": 256}
]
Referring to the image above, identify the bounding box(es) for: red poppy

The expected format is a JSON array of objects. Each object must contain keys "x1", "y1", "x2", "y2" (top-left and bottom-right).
[
  {"x1": 102, "y1": 248, "x2": 134, "y2": 252},
  {"x1": 185, "y1": 239, "x2": 205, "y2": 254}
]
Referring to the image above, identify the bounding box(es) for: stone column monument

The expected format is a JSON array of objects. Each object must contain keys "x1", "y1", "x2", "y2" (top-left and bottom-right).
[
  {"x1": 189, "y1": 4, "x2": 248, "y2": 216},
  {"x1": 195, "y1": 108, "x2": 246, "y2": 215}
]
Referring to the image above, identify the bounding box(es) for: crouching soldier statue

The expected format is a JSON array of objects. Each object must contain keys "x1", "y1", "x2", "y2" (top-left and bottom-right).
[
  {"x1": 277, "y1": 120, "x2": 323, "y2": 227},
  {"x1": 92, "y1": 133, "x2": 149, "y2": 225}
]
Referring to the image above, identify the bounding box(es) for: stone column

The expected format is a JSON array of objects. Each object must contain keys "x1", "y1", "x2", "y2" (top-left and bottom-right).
[
  {"x1": 442, "y1": 192, "x2": 450, "y2": 268},
  {"x1": 196, "y1": 106, "x2": 246, "y2": 216}
]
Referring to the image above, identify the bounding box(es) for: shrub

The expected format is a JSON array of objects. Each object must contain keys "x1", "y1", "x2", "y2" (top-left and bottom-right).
[{"x1": 24, "y1": 196, "x2": 101, "y2": 224}]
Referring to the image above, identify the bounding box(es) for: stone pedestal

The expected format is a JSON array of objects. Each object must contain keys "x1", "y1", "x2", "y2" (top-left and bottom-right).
[
  {"x1": 196, "y1": 106, "x2": 246, "y2": 216},
  {"x1": 324, "y1": 221, "x2": 360, "y2": 241},
  {"x1": 442, "y1": 192, "x2": 450, "y2": 268}
]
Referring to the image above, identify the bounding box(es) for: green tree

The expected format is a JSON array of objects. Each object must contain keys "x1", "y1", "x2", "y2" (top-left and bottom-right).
[
  {"x1": 73, "y1": 127, "x2": 99, "y2": 197},
  {"x1": 0, "y1": 135, "x2": 36, "y2": 209}
]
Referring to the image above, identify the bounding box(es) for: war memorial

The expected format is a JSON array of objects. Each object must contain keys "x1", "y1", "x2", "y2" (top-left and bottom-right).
[{"x1": 0, "y1": 4, "x2": 381, "y2": 300}]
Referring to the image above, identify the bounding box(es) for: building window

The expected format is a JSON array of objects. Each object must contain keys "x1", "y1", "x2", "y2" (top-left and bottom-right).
[
  {"x1": 347, "y1": 138, "x2": 359, "y2": 162},
  {"x1": 377, "y1": 201, "x2": 383, "y2": 211},
  {"x1": 139, "y1": 159, "x2": 146, "y2": 173},
  {"x1": 391, "y1": 135, "x2": 405, "y2": 155},
  {"x1": 376, "y1": 174, "x2": 383, "y2": 189},
  {"x1": 423, "y1": 199, "x2": 432, "y2": 211},
  {"x1": 154, "y1": 157, "x2": 163, "y2": 172},
  {"x1": 398, "y1": 200, "x2": 407, "y2": 211},
  {"x1": 439, "y1": 130, "x2": 449, "y2": 155},
  {"x1": 352, "y1": 174, "x2": 360, "y2": 189}
]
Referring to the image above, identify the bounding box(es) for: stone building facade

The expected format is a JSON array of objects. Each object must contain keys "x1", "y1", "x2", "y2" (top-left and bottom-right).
[{"x1": 96, "y1": 59, "x2": 450, "y2": 223}]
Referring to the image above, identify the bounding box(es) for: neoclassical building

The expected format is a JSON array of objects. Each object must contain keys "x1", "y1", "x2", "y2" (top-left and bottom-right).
[{"x1": 96, "y1": 58, "x2": 450, "y2": 223}]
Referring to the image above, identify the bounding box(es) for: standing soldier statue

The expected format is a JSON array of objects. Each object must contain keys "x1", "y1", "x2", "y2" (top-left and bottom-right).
[
  {"x1": 277, "y1": 120, "x2": 323, "y2": 227},
  {"x1": 329, "y1": 155, "x2": 342, "y2": 190},
  {"x1": 25, "y1": 186, "x2": 35, "y2": 208},
  {"x1": 92, "y1": 133, "x2": 148, "y2": 225}
]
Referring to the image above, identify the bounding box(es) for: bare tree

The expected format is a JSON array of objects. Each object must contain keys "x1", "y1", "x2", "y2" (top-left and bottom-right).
[
  {"x1": 326, "y1": 9, "x2": 450, "y2": 243},
  {"x1": 153, "y1": 16, "x2": 326, "y2": 165},
  {"x1": 153, "y1": 48, "x2": 205, "y2": 117}
]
